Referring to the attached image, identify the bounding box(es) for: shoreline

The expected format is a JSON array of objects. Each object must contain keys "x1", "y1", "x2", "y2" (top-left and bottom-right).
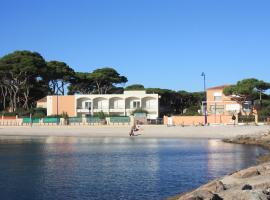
[
  {"x1": 0, "y1": 125, "x2": 269, "y2": 139},
  {"x1": 170, "y1": 131, "x2": 270, "y2": 200}
]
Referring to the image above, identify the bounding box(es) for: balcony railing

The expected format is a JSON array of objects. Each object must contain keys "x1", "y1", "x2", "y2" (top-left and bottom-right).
[{"x1": 77, "y1": 106, "x2": 91, "y2": 110}]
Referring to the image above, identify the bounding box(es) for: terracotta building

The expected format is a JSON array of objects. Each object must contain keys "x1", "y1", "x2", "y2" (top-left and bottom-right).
[{"x1": 164, "y1": 85, "x2": 254, "y2": 125}]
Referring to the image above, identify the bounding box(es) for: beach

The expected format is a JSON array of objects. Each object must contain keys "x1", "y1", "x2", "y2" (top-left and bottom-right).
[{"x1": 0, "y1": 125, "x2": 269, "y2": 139}]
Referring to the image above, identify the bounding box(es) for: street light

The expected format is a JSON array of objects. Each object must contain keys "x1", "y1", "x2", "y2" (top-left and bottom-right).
[
  {"x1": 56, "y1": 89, "x2": 59, "y2": 125},
  {"x1": 201, "y1": 72, "x2": 207, "y2": 125}
]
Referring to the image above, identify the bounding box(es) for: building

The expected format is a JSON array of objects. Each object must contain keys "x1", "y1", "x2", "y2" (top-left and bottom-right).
[
  {"x1": 206, "y1": 85, "x2": 252, "y2": 118},
  {"x1": 164, "y1": 85, "x2": 254, "y2": 125},
  {"x1": 36, "y1": 97, "x2": 47, "y2": 109},
  {"x1": 37, "y1": 90, "x2": 159, "y2": 119}
]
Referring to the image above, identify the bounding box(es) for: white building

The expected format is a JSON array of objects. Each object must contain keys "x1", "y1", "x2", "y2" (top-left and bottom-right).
[{"x1": 40, "y1": 90, "x2": 159, "y2": 119}]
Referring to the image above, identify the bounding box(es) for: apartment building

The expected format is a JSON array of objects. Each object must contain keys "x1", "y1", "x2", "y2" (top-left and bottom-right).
[{"x1": 37, "y1": 90, "x2": 159, "y2": 119}]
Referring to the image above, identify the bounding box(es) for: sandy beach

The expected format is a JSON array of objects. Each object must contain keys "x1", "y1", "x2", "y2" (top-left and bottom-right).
[{"x1": 0, "y1": 125, "x2": 269, "y2": 139}]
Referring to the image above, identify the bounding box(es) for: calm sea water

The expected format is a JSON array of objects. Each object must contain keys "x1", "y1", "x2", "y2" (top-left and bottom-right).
[{"x1": 0, "y1": 137, "x2": 266, "y2": 200}]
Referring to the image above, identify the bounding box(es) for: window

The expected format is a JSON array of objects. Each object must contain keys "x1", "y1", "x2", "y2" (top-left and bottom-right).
[
  {"x1": 84, "y1": 101, "x2": 91, "y2": 109},
  {"x1": 145, "y1": 99, "x2": 154, "y2": 108},
  {"x1": 132, "y1": 101, "x2": 140, "y2": 109},
  {"x1": 243, "y1": 102, "x2": 252, "y2": 112},
  {"x1": 214, "y1": 96, "x2": 222, "y2": 101},
  {"x1": 213, "y1": 92, "x2": 222, "y2": 101},
  {"x1": 210, "y1": 105, "x2": 224, "y2": 114},
  {"x1": 113, "y1": 100, "x2": 119, "y2": 109},
  {"x1": 98, "y1": 101, "x2": 103, "y2": 109}
]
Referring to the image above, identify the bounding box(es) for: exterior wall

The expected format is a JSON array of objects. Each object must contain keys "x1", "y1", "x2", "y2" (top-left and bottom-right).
[
  {"x1": 45, "y1": 91, "x2": 159, "y2": 119},
  {"x1": 164, "y1": 115, "x2": 234, "y2": 126},
  {"x1": 206, "y1": 88, "x2": 240, "y2": 116},
  {"x1": 164, "y1": 116, "x2": 205, "y2": 125},
  {"x1": 48, "y1": 95, "x2": 76, "y2": 117},
  {"x1": 36, "y1": 101, "x2": 47, "y2": 108}
]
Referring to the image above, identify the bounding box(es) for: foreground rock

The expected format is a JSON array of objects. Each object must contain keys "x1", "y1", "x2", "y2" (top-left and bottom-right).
[
  {"x1": 170, "y1": 131, "x2": 270, "y2": 200},
  {"x1": 169, "y1": 161, "x2": 270, "y2": 200}
]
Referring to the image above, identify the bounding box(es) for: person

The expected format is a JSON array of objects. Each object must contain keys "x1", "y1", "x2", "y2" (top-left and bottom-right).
[
  {"x1": 129, "y1": 121, "x2": 140, "y2": 136},
  {"x1": 232, "y1": 114, "x2": 236, "y2": 126},
  {"x1": 129, "y1": 125, "x2": 135, "y2": 136}
]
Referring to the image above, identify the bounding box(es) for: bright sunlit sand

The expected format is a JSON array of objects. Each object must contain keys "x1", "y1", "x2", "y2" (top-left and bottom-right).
[{"x1": 0, "y1": 125, "x2": 269, "y2": 139}]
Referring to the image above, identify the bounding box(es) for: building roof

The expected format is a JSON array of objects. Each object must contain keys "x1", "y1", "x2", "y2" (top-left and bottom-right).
[
  {"x1": 36, "y1": 97, "x2": 47, "y2": 103},
  {"x1": 207, "y1": 85, "x2": 230, "y2": 90}
]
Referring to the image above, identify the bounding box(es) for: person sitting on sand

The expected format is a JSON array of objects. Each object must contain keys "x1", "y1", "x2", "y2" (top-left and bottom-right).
[{"x1": 129, "y1": 121, "x2": 140, "y2": 136}]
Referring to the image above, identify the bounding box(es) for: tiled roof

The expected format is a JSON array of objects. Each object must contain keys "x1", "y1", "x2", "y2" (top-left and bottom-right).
[{"x1": 207, "y1": 85, "x2": 230, "y2": 90}]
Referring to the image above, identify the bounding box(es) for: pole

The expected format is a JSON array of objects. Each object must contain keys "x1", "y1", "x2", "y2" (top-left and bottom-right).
[
  {"x1": 56, "y1": 90, "x2": 59, "y2": 125},
  {"x1": 201, "y1": 72, "x2": 207, "y2": 125},
  {"x1": 214, "y1": 103, "x2": 216, "y2": 123}
]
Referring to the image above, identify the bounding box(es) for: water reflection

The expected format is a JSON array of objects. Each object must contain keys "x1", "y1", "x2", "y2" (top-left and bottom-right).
[
  {"x1": 206, "y1": 140, "x2": 265, "y2": 179},
  {"x1": 0, "y1": 137, "x2": 266, "y2": 200}
]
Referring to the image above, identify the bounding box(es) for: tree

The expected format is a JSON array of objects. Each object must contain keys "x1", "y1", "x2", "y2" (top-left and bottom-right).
[
  {"x1": 0, "y1": 50, "x2": 47, "y2": 111},
  {"x1": 223, "y1": 78, "x2": 270, "y2": 120},
  {"x1": 46, "y1": 61, "x2": 75, "y2": 95},
  {"x1": 146, "y1": 88, "x2": 204, "y2": 116},
  {"x1": 223, "y1": 78, "x2": 259, "y2": 105},
  {"x1": 125, "y1": 84, "x2": 145, "y2": 91},
  {"x1": 68, "y1": 72, "x2": 95, "y2": 94},
  {"x1": 89, "y1": 68, "x2": 127, "y2": 94},
  {"x1": 255, "y1": 80, "x2": 270, "y2": 102}
]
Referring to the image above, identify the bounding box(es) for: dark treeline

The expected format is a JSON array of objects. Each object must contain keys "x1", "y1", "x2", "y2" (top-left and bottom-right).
[{"x1": 0, "y1": 50, "x2": 204, "y2": 116}]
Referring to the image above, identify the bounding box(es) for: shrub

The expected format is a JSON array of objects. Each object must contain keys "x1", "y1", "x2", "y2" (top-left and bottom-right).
[
  {"x1": 93, "y1": 111, "x2": 108, "y2": 119},
  {"x1": 131, "y1": 108, "x2": 148, "y2": 115}
]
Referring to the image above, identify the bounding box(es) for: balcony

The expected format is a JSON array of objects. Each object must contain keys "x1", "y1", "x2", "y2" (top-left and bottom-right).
[
  {"x1": 77, "y1": 107, "x2": 91, "y2": 113},
  {"x1": 109, "y1": 107, "x2": 125, "y2": 112},
  {"x1": 93, "y1": 107, "x2": 109, "y2": 113}
]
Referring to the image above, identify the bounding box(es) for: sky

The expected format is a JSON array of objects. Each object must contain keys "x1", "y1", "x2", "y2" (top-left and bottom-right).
[{"x1": 0, "y1": 0, "x2": 270, "y2": 92}]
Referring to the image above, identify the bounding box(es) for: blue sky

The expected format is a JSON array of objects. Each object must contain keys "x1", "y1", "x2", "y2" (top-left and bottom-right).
[{"x1": 0, "y1": 0, "x2": 269, "y2": 92}]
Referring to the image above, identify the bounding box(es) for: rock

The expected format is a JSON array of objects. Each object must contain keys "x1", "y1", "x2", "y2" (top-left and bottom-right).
[
  {"x1": 262, "y1": 188, "x2": 270, "y2": 195},
  {"x1": 242, "y1": 184, "x2": 253, "y2": 190},
  {"x1": 221, "y1": 190, "x2": 269, "y2": 200},
  {"x1": 253, "y1": 182, "x2": 270, "y2": 190},
  {"x1": 178, "y1": 190, "x2": 220, "y2": 200},
  {"x1": 233, "y1": 167, "x2": 261, "y2": 178},
  {"x1": 211, "y1": 194, "x2": 223, "y2": 200},
  {"x1": 215, "y1": 181, "x2": 226, "y2": 193}
]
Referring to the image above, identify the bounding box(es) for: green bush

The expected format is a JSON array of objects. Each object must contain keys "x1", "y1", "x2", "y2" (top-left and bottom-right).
[
  {"x1": 93, "y1": 111, "x2": 108, "y2": 119},
  {"x1": 2, "y1": 112, "x2": 17, "y2": 116},
  {"x1": 131, "y1": 108, "x2": 148, "y2": 115},
  {"x1": 183, "y1": 106, "x2": 202, "y2": 116}
]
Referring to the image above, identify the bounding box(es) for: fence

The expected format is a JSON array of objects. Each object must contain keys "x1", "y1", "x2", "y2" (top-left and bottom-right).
[
  {"x1": 0, "y1": 116, "x2": 142, "y2": 126},
  {"x1": 86, "y1": 117, "x2": 102, "y2": 125},
  {"x1": 109, "y1": 117, "x2": 130, "y2": 125},
  {"x1": 238, "y1": 115, "x2": 255, "y2": 124}
]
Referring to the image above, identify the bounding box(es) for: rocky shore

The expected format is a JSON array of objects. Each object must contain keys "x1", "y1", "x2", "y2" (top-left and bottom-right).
[{"x1": 169, "y1": 131, "x2": 270, "y2": 200}]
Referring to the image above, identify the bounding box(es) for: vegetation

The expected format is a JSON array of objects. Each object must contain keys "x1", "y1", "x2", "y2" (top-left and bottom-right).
[
  {"x1": 93, "y1": 111, "x2": 107, "y2": 119},
  {"x1": 146, "y1": 88, "x2": 204, "y2": 116},
  {"x1": 125, "y1": 84, "x2": 145, "y2": 91},
  {"x1": 224, "y1": 78, "x2": 270, "y2": 120},
  {"x1": 131, "y1": 108, "x2": 149, "y2": 115}
]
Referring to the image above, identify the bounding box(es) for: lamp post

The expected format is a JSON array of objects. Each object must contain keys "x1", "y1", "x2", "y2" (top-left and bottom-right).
[
  {"x1": 56, "y1": 89, "x2": 59, "y2": 125},
  {"x1": 201, "y1": 72, "x2": 207, "y2": 125}
]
